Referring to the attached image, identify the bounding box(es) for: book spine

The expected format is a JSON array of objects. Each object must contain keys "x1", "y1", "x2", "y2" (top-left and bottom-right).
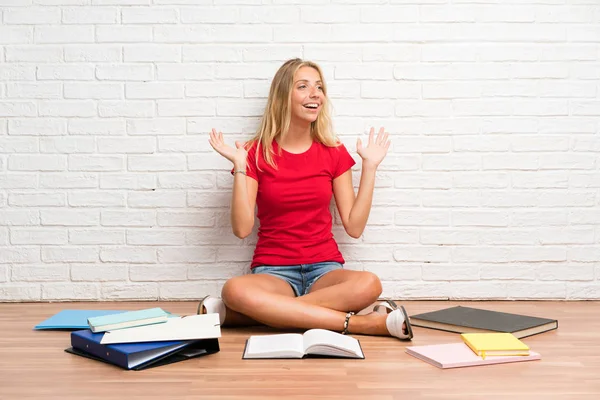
[
  {"x1": 462, "y1": 340, "x2": 484, "y2": 359},
  {"x1": 71, "y1": 333, "x2": 129, "y2": 369}
]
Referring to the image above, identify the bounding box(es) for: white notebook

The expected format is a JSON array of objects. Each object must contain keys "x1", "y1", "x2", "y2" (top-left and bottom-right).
[{"x1": 100, "y1": 313, "x2": 221, "y2": 344}]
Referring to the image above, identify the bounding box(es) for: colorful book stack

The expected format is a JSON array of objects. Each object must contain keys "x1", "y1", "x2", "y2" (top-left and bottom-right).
[
  {"x1": 403, "y1": 305, "x2": 558, "y2": 369},
  {"x1": 406, "y1": 332, "x2": 540, "y2": 369},
  {"x1": 62, "y1": 308, "x2": 221, "y2": 370}
]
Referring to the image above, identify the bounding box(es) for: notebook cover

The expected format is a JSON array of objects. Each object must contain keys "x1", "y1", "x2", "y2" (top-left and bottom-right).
[
  {"x1": 71, "y1": 329, "x2": 189, "y2": 369},
  {"x1": 67, "y1": 333, "x2": 220, "y2": 370},
  {"x1": 461, "y1": 333, "x2": 529, "y2": 353},
  {"x1": 410, "y1": 306, "x2": 557, "y2": 335},
  {"x1": 87, "y1": 307, "x2": 168, "y2": 329},
  {"x1": 100, "y1": 314, "x2": 221, "y2": 344},
  {"x1": 34, "y1": 310, "x2": 128, "y2": 330},
  {"x1": 406, "y1": 342, "x2": 541, "y2": 369}
]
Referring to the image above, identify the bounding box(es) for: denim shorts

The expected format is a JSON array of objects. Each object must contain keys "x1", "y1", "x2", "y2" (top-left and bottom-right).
[{"x1": 251, "y1": 262, "x2": 343, "y2": 297}]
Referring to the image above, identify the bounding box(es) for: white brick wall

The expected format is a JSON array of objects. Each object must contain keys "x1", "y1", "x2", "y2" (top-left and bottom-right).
[{"x1": 0, "y1": 1, "x2": 599, "y2": 302}]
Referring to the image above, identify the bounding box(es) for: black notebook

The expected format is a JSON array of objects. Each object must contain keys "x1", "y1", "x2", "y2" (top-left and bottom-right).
[{"x1": 410, "y1": 306, "x2": 558, "y2": 339}]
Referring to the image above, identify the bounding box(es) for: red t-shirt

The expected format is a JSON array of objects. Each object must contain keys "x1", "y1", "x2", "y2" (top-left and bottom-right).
[{"x1": 243, "y1": 140, "x2": 356, "y2": 268}]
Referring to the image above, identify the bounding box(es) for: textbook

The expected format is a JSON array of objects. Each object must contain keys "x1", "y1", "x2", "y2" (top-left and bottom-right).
[
  {"x1": 461, "y1": 333, "x2": 530, "y2": 359},
  {"x1": 242, "y1": 329, "x2": 364, "y2": 359},
  {"x1": 406, "y1": 342, "x2": 541, "y2": 369},
  {"x1": 87, "y1": 307, "x2": 169, "y2": 333},
  {"x1": 410, "y1": 306, "x2": 558, "y2": 338},
  {"x1": 66, "y1": 329, "x2": 219, "y2": 370}
]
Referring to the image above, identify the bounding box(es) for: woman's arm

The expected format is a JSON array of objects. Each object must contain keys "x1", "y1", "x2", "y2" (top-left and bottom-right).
[
  {"x1": 208, "y1": 129, "x2": 258, "y2": 239},
  {"x1": 333, "y1": 127, "x2": 390, "y2": 239},
  {"x1": 231, "y1": 165, "x2": 258, "y2": 239},
  {"x1": 333, "y1": 165, "x2": 376, "y2": 239}
]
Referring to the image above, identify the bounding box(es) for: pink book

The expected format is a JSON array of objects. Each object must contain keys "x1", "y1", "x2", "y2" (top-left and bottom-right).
[{"x1": 406, "y1": 343, "x2": 541, "y2": 369}]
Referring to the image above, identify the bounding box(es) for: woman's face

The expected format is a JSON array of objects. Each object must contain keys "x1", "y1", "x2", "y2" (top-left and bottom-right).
[{"x1": 290, "y1": 66, "x2": 324, "y2": 125}]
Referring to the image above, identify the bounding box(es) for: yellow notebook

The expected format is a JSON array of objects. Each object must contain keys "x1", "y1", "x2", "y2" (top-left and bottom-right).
[{"x1": 460, "y1": 333, "x2": 530, "y2": 359}]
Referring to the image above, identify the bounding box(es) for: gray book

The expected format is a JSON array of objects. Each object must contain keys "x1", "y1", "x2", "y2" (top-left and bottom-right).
[{"x1": 410, "y1": 306, "x2": 558, "y2": 338}]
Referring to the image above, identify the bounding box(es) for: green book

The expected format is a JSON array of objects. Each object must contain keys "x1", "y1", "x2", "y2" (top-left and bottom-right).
[{"x1": 87, "y1": 308, "x2": 169, "y2": 333}]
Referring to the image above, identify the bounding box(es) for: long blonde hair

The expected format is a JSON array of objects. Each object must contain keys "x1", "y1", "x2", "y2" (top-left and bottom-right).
[{"x1": 248, "y1": 58, "x2": 338, "y2": 169}]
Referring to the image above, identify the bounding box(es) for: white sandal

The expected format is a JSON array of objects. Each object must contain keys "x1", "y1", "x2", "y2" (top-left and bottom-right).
[
  {"x1": 197, "y1": 295, "x2": 226, "y2": 325},
  {"x1": 386, "y1": 306, "x2": 414, "y2": 341},
  {"x1": 356, "y1": 299, "x2": 397, "y2": 316}
]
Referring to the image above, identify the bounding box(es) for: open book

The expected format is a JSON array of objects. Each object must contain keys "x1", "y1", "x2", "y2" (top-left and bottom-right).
[{"x1": 242, "y1": 329, "x2": 364, "y2": 359}]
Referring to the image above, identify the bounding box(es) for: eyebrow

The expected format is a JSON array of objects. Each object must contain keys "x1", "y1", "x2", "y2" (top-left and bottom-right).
[{"x1": 295, "y1": 79, "x2": 322, "y2": 84}]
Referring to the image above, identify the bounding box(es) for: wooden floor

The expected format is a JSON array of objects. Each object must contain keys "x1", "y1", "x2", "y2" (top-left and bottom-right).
[{"x1": 1, "y1": 301, "x2": 599, "y2": 400}]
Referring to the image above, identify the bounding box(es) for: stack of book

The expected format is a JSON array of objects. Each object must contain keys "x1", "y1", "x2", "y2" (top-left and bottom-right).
[
  {"x1": 406, "y1": 332, "x2": 540, "y2": 369},
  {"x1": 405, "y1": 306, "x2": 557, "y2": 369},
  {"x1": 64, "y1": 308, "x2": 221, "y2": 370}
]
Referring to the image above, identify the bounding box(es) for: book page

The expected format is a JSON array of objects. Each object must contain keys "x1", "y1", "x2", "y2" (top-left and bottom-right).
[
  {"x1": 244, "y1": 334, "x2": 304, "y2": 358},
  {"x1": 302, "y1": 329, "x2": 363, "y2": 358}
]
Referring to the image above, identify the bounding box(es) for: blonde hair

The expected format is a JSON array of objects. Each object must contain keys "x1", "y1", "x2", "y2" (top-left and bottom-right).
[{"x1": 248, "y1": 58, "x2": 338, "y2": 169}]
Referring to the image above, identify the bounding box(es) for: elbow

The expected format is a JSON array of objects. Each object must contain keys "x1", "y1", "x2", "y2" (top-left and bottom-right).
[
  {"x1": 345, "y1": 227, "x2": 363, "y2": 239},
  {"x1": 232, "y1": 226, "x2": 253, "y2": 239}
]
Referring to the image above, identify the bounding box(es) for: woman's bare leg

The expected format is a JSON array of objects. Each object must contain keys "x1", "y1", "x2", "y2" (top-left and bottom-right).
[
  {"x1": 300, "y1": 269, "x2": 382, "y2": 311},
  {"x1": 220, "y1": 269, "x2": 383, "y2": 326},
  {"x1": 221, "y1": 273, "x2": 391, "y2": 336},
  {"x1": 216, "y1": 273, "x2": 296, "y2": 326}
]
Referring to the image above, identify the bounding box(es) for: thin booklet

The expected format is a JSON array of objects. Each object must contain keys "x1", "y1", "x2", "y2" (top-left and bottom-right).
[{"x1": 243, "y1": 329, "x2": 364, "y2": 359}]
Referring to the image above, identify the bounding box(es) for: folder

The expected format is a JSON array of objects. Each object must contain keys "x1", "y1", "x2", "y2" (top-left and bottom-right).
[
  {"x1": 65, "y1": 329, "x2": 220, "y2": 370},
  {"x1": 35, "y1": 310, "x2": 129, "y2": 330},
  {"x1": 100, "y1": 314, "x2": 221, "y2": 344}
]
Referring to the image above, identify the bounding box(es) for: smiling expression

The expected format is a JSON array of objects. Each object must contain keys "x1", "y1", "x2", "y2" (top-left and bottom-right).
[{"x1": 290, "y1": 66, "x2": 325, "y2": 125}]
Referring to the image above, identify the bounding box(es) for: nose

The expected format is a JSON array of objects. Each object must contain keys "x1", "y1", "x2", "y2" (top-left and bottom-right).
[{"x1": 309, "y1": 87, "x2": 320, "y2": 98}]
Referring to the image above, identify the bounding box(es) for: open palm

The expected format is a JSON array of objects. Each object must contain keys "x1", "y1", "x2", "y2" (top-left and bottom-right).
[
  {"x1": 208, "y1": 128, "x2": 247, "y2": 167},
  {"x1": 357, "y1": 127, "x2": 390, "y2": 168}
]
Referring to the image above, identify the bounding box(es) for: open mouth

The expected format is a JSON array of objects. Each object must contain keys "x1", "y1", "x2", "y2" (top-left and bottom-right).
[{"x1": 303, "y1": 103, "x2": 319, "y2": 111}]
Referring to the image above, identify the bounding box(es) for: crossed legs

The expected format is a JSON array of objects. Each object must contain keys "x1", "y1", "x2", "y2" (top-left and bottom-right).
[{"x1": 215, "y1": 269, "x2": 404, "y2": 337}]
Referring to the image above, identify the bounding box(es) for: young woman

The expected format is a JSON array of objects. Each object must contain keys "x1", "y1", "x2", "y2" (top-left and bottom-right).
[{"x1": 201, "y1": 58, "x2": 413, "y2": 340}]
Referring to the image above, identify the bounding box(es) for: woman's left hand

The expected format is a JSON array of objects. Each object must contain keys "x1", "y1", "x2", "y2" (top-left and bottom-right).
[{"x1": 357, "y1": 127, "x2": 390, "y2": 169}]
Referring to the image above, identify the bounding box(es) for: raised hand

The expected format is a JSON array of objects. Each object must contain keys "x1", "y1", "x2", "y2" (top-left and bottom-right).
[
  {"x1": 357, "y1": 127, "x2": 391, "y2": 169},
  {"x1": 208, "y1": 128, "x2": 248, "y2": 168}
]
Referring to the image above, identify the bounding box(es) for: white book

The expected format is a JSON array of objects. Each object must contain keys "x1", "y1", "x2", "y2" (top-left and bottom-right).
[
  {"x1": 243, "y1": 329, "x2": 364, "y2": 359},
  {"x1": 100, "y1": 313, "x2": 221, "y2": 344}
]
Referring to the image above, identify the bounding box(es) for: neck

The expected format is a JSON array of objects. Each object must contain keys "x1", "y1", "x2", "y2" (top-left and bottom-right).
[{"x1": 279, "y1": 118, "x2": 312, "y2": 147}]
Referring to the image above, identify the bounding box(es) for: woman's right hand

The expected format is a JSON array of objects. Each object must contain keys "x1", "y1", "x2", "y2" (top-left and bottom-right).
[{"x1": 208, "y1": 128, "x2": 248, "y2": 169}]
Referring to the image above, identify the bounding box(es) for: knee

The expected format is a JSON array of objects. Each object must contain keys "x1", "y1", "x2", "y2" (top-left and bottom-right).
[
  {"x1": 348, "y1": 272, "x2": 382, "y2": 309},
  {"x1": 361, "y1": 271, "x2": 383, "y2": 301},
  {"x1": 221, "y1": 277, "x2": 252, "y2": 310}
]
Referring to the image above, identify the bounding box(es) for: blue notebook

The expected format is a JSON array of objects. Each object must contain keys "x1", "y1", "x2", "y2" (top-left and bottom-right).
[
  {"x1": 87, "y1": 307, "x2": 168, "y2": 333},
  {"x1": 34, "y1": 310, "x2": 129, "y2": 330},
  {"x1": 66, "y1": 329, "x2": 220, "y2": 370}
]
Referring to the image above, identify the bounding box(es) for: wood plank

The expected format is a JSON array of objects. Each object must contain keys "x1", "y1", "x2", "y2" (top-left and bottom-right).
[{"x1": 1, "y1": 301, "x2": 599, "y2": 400}]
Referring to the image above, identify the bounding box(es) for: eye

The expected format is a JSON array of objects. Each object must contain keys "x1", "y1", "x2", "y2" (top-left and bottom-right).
[
  {"x1": 317, "y1": 86, "x2": 323, "y2": 91},
  {"x1": 298, "y1": 85, "x2": 306, "y2": 89}
]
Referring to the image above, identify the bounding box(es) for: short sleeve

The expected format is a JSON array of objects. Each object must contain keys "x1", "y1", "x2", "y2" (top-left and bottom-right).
[
  {"x1": 332, "y1": 143, "x2": 356, "y2": 179},
  {"x1": 230, "y1": 141, "x2": 258, "y2": 181}
]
